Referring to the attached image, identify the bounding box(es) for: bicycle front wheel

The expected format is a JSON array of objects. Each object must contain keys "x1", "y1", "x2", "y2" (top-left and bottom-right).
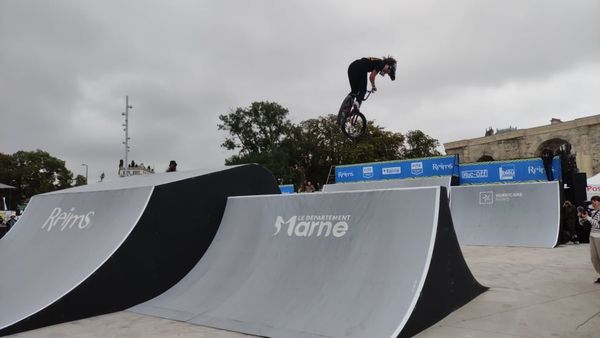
[{"x1": 341, "y1": 111, "x2": 367, "y2": 140}]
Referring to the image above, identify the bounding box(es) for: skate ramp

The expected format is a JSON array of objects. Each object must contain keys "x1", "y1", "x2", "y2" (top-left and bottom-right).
[
  {"x1": 323, "y1": 176, "x2": 454, "y2": 193},
  {"x1": 449, "y1": 181, "x2": 560, "y2": 248},
  {"x1": 0, "y1": 164, "x2": 278, "y2": 336},
  {"x1": 132, "y1": 187, "x2": 486, "y2": 338}
]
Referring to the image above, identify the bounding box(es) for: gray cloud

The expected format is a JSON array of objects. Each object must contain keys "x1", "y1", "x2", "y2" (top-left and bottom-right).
[{"x1": 1, "y1": 0, "x2": 599, "y2": 183}]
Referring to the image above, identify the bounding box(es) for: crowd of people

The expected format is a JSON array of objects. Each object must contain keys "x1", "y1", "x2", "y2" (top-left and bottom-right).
[
  {"x1": 562, "y1": 195, "x2": 600, "y2": 283},
  {"x1": 578, "y1": 196, "x2": 600, "y2": 283},
  {"x1": 297, "y1": 180, "x2": 318, "y2": 193},
  {"x1": 0, "y1": 214, "x2": 18, "y2": 239}
]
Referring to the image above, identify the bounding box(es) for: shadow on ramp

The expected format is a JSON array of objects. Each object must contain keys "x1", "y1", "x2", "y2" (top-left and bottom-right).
[
  {"x1": 0, "y1": 164, "x2": 279, "y2": 336},
  {"x1": 132, "y1": 186, "x2": 486, "y2": 337}
]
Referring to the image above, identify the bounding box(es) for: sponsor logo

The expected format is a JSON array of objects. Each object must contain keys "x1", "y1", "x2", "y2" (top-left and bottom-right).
[
  {"x1": 495, "y1": 192, "x2": 523, "y2": 202},
  {"x1": 478, "y1": 191, "x2": 524, "y2": 204},
  {"x1": 432, "y1": 163, "x2": 453, "y2": 172},
  {"x1": 337, "y1": 171, "x2": 354, "y2": 179},
  {"x1": 274, "y1": 215, "x2": 350, "y2": 238},
  {"x1": 479, "y1": 191, "x2": 494, "y2": 205},
  {"x1": 362, "y1": 166, "x2": 374, "y2": 179},
  {"x1": 42, "y1": 207, "x2": 95, "y2": 232},
  {"x1": 382, "y1": 166, "x2": 401, "y2": 175},
  {"x1": 411, "y1": 162, "x2": 424, "y2": 175},
  {"x1": 499, "y1": 165, "x2": 516, "y2": 180},
  {"x1": 527, "y1": 166, "x2": 546, "y2": 175},
  {"x1": 462, "y1": 169, "x2": 489, "y2": 179}
]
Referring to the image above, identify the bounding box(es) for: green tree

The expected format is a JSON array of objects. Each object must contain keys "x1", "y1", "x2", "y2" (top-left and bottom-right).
[
  {"x1": 74, "y1": 175, "x2": 87, "y2": 186},
  {"x1": 0, "y1": 150, "x2": 74, "y2": 208},
  {"x1": 297, "y1": 115, "x2": 405, "y2": 187},
  {"x1": 218, "y1": 101, "x2": 442, "y2": 190},
  {"x1": 404, "y1": 130, "x2": 441, "y2": 159},
  {"x1": 218, "y1": 101, "x2": 294, "y2": 155},
  {"x1": 218, "y1": 101, "x2": 297, "y2": 183}
]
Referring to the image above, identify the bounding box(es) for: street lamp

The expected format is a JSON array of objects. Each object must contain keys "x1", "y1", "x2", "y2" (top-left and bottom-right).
[{"x1": 81, "y1": 164, "x2": 89, "y2": 184}]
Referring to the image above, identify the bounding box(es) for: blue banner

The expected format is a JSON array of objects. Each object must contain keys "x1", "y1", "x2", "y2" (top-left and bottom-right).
[
  {"x1": 279, "y1": 184, "x2": 295, "y2": 194},
  {"x1": 459, "y1": 157, "x2": 562, "y2": 185},
  {"x1": 335, "y1": 155, "x2": 459, "y2": 183}
]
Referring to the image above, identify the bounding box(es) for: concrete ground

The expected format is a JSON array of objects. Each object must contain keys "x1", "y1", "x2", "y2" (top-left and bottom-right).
[{"x1": 8, "y1": 243, "x2": 600, "y2": 338}]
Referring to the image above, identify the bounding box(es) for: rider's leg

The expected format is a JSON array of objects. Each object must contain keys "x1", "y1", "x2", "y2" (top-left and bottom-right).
[{"x1": 348, "y1": 65, "x2": 367, "y2": 105}]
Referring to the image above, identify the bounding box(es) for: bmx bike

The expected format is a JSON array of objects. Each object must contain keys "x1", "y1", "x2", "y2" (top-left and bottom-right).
[{"x1": 337, "y1": 90, "x2": 373, "y2": 141}]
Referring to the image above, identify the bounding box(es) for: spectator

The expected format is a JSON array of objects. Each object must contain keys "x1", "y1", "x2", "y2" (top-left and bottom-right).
[
  {"x1": 6, "y1": 215, "x2": 16, "y2": 231},
  {"x1": 166, "y1": 160, "x2": 177, "y2": 172},
  {"x1": 561, "y1": 200, "x2": 578, "y2": 243},
  {"x1": 304, "y1": 180, "x2": 316, "y2": 193},
  {"x1": 0, "y1": 216, "x2": 5, "y2": 239},
  {"x1": 579, "y1": 195, "x2": 600, "y2": 283}
]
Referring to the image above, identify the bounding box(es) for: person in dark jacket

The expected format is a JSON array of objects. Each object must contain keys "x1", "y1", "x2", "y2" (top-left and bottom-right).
[{"x1": 347, "y1": 56, "x2": 397, "y2": 110}]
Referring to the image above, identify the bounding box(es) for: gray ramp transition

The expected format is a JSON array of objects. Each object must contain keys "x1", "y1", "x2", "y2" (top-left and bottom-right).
[
  {"x1": 322, "y1": 176, "x2": 454, "y2": 193},
  {"x1": 132, "y1": 187, "x2": 486, "y2": 338},
  {"x1": 449, "y1": 181, "x2": 560, "y2": 248},
  {"x1": 0, "y1": 164, "x2": 278, "y2": 336}
]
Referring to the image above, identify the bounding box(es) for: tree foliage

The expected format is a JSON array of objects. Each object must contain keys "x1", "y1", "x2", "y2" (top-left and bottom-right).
[
  {"x1": 218, "y1": 101, "x2": 442, "y2": 190},
  {"x1": 404, "y1": 130, "x2": 441, "y2": 158},
  {"x1": 0, "y1": 150, "x2": 75, "y2": 209},
  {"x1": 218, "y1": 101, "x2": 294, "y2": 155}
]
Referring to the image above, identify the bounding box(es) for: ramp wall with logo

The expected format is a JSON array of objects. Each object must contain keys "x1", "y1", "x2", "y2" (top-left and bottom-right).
[
  {"x1": 132, "y1": 187, "x2": 486, "y2": 338},
  {"x1": 449, "y1": 181, "x2": 560, "y2": 247},
  {"x1": 0, "y1": 165, "x2": 279, "y2": 336}
]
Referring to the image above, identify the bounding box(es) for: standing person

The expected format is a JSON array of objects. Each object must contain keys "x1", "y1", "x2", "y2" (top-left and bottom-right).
[
  {"x1": 579, "y1": 195, "x2": 600, "y2": 283},
  {"x1": 304, "y1": 181, "x2": 316, "y2": 193},
  {"x1": 562, "y1": 200, "x2": 579, "y2": 243},
  {"x1": 166, "y1": 160, "x2": 177, "y2": 172},
  {"x1": 6, "y1": 215, "x2": 17, "y2": 231},
  {"x1": 347, "y1": 56, "x2": 397, "y2": 111}
]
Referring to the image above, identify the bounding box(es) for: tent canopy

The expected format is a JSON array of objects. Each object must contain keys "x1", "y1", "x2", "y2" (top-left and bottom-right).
[{"x1": 588, "y1": 173, "x2": 600, "y2": 186}]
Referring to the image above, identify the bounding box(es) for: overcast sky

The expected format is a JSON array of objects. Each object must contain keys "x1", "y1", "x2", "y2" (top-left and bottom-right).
[{"x1": 1, "y1": 0, "x2": 599, "y2": 183}]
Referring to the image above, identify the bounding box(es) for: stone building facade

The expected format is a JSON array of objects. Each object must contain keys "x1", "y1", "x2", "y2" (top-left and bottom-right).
[{"x1": 444, "y1": 114, "x2": 600, "y2": 177}]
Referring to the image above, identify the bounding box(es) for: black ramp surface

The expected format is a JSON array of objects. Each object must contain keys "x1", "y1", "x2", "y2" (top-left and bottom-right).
[
  {"x1": 449, "y1": 181, "x2": 560, "y2": 247},
  {"x1": 132, "y1": 186, "x2": 485, "y2": 337},
  {"x1": 0, "y1": 164, "x2": 278, "y2": 336}
]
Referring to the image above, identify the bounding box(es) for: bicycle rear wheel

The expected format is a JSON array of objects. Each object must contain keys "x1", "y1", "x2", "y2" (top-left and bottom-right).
[{"x1": 341, "y1": 111, "x2": 367, "y2": 140}]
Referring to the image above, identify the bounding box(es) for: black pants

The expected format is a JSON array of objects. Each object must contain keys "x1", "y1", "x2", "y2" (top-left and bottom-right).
[{"x1": 348, "y1": 60, "x2": 367, "y2": 103}]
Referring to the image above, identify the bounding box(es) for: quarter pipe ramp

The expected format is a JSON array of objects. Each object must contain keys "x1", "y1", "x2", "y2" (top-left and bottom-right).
[
  {"x1": 449, "y1": 181, "x2": 560, "y2": 247},
  {"x1": 0, "y1": 164, "x2": 279, "y2": 336},
  {"x1": 132, "y1": 187, "x2": 486, "y2": 337}
]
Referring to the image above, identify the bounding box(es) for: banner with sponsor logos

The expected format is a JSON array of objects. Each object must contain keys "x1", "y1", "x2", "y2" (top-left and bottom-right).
[
  {"x1": 459, "y1": 157, "x2": 562, "y2": 185},
  {"x1": 335, "y1": 155, "x2": 459, "y2": 183},
  {"x1": 278, "y1": 184, "x2": 295, "y2": 194}
]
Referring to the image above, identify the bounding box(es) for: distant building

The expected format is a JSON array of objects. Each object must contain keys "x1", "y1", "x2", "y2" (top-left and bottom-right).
[
  {"x1": 118, "y1": 160, "x2": 155, "y2": 177},
  {"x1": 444, "y1": 114, "x2": 600, "y2": 177}
]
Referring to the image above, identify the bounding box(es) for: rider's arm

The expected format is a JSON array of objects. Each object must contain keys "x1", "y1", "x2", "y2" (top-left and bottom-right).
[{"x1": 369, "y1": 70, "x2": 377, "y2": 90}]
